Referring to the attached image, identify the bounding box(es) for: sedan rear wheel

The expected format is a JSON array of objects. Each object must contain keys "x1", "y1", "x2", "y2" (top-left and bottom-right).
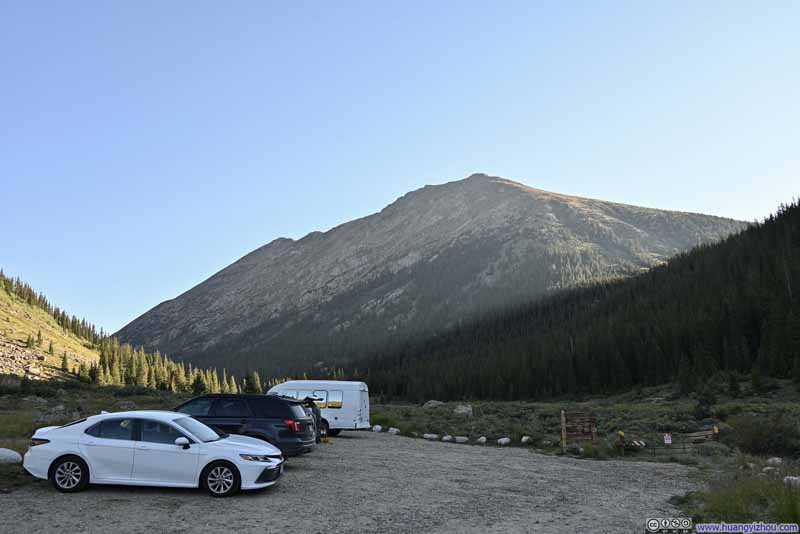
[
  {"x1": 203, "y1": 461, "x2": 240, "y2": 498},
  {"x1": 50, "y1": 456, "x2": 89, "y2": 493}
]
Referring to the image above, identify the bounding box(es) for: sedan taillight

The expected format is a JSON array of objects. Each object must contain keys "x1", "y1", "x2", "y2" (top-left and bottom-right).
[
  {"x1": 283, "y1": 419, "x2": 302, "y2": 432},
  {"x1": 29, "y1": 438, "x2": 50, "y2": 447}
]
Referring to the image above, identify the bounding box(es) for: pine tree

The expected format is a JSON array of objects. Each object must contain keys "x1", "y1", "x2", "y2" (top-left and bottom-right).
[
  {"x1": 48, "y1": 341, "x2": 54, "y2": 356},
  {"x1": 250, "y1": 371, "x2": 263, "y2": 394},
  {"x1": 36, "y1": 329, "x2": 43, "y2": 347},
  {"x1": 750, "y1": 366, "x2": 764, "y2": 395},
  {"x1": 191, "y1": 371, "x2": 207, "y2": 395},
  {"x1": 228, "y1": 374, "x2": 238, "y2": 394},
  {"x1": 61, "y1": 351, "x2": 69, "y2": 372},
  {"x1": 726, "y1": 371, "x2": 741, "y2": 397}
]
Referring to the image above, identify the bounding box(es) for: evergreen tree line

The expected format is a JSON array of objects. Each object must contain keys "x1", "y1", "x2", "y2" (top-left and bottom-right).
[
  {"x1": 347, "y1": 199, "x2": 800, "y2": 402},
  {"x1": 0, "y1": 272, "x2": 103, "y2": 344},
  {"x1": 1, "y1": 269, "x2": 272, "y2": 396}
]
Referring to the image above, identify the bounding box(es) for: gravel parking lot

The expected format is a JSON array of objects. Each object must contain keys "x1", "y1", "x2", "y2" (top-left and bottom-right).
[{"x1": 1, "y1": 432, "x2": 695, "y2": 534}]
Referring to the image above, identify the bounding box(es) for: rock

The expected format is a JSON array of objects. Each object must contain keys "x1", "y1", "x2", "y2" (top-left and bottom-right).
[
  {"x1": 0, "y1": 448, "x2": 22, "y2": 464},
  {"x1": 453, "y1": 404, "x2": 473, "y2": 417},
  {"x1": 762, "y1": 466, "x2": 778, "y2": 474},
  {"x1": 423, "y1": 433, "x2": 439, "y2": 441},
  {"x1": 542, "y1": 439, "x2": 554, "y2": 447},
  {"x1": 454, "y1": 436, "x2": 469, "y2": 444},
  {"x1": 767, "y1": 457, "x2": 783, "y2": 466},
  {"x1": 784, "y1": 476, "x2": 800, "y2": 488},
  {"x1": 422, "y1": 400, "x2": 444, "y2": 409},
  {"x1": 476, "y1": 436, "x2": 487, "y2": 444},
  {"x1": 521, "y1": 436, "x2": 533, "y2": 445},
  {"x1": 387, "y1": 427, "x2": 400, "y2": 435},
  {"x1": 442, "y1": 435, "x2": 453, "y2": 442},
  {"x1": 372, "y1": 425, "x2": 383, "y2": 432},
  {"x1": 497, "y1": 437, "x2": 511, "y2": 446},
  {"x1": 117, "y1": 400, "x2": 137, "y2": 411}
]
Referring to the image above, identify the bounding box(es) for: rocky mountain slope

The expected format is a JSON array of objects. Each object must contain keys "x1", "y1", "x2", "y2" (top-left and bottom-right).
[{"x1": 116, "y1": 173, "x2": 747, "y2": 375}]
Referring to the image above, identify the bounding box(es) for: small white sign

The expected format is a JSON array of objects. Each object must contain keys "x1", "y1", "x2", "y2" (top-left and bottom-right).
[{"x1": 663, "y1": 433, "x2": 672, "y2": 445}]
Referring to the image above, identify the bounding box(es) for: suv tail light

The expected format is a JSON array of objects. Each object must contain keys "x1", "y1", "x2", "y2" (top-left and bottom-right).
[{"x1": 283, "y1": 419, "x2": 302, "y2": 432}]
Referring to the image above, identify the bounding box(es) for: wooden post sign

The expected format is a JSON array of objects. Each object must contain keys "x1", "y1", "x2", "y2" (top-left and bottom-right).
[{"x1": 560, "y1": 410, "x2": 598, "y2": 453}]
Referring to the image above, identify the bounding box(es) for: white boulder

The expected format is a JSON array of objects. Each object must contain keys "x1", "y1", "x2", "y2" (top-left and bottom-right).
[
  {"x1": 453, "y1": 404, "x2": 473, "y2": 417},
  {"x1": 784, "y1": 476, "x2": 800, "y2": 488},
  {"x1": 423, "y1": 433, "x2": 439, "y2": 441},
  {"x1": 0, "y1": 448, "x2": 22, "y2": 464},
  {"x1": 521, "y1": 436, "x2": 533, "y2": 445},
  {"x1": 476, "y1": 436, "x2": 487, "y2": 444},
  {"x1": 372, "y1": 425, "x2": 383, "y2": 432},
  {"x1": 387, "y1": 427, "x2": 400, "y2": 435},
  {"x1": 454, "y1": 436, "x2": 469, "y2": 444},
  {"x1": 497, "y1": 437, "x2": 511, "y2": 446},
  {"x1": 422, "y1": 400, "x2": 444, "y2": 409},
  {"x1": 442, "y1": 435, "x2": 453, "y2": 442},
  {"x1": 762, "y1": 466, "x2": 779, "y2": 475},
  {"x1": 767, "y1": 457, "x2": 783, "y2": 466}
]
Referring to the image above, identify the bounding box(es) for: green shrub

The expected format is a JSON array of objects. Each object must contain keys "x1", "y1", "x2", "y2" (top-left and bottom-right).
[
  {"x1": 730, "y1": 414, "x2": 800, "y2": 456},
  {"x1": 698, "y1": 470, "x2": 800, "y2": 523},
  {"x1": 693, "y1": 441, "x2": 732, "y2": 457}
]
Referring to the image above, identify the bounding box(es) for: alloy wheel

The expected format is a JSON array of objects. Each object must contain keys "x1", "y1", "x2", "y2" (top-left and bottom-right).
[
  {"x1": 55, "y1": 461, "x2": 82, "y2": 490},
  {"x1": 207, "y1": 466, "x2": 234, "y2": 495}
]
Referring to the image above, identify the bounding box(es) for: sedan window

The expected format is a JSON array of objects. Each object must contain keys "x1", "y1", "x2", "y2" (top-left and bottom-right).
[
  {"x1": 88, "y1": 419, "x2": 134, "y2": 440},
  {"x1": 174, "y1": 417, "x2": 221, "y2": 443},
  {"x1": 140, "y1": 420, "x2": 186, "y2": 444}
]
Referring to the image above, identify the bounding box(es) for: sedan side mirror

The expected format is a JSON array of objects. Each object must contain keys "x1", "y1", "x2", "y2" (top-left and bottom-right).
[{"x1": 174, "y1": 437, "x2": 191, "y2": 449}]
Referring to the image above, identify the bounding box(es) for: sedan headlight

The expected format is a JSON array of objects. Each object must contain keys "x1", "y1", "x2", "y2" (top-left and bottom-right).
[{"x1": 239, "y1": 454, "x2": 279, "y2": 462}]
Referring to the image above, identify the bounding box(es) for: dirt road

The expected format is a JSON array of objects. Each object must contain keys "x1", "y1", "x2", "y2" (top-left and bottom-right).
[{"x1": 1, "y1": 432, "x2": 694, "y2": 534}]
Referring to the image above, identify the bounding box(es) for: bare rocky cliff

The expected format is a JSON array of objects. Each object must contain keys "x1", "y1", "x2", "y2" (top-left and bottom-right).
[{"x1": 115, "y1": 174, "x2": 747, "y2": 374}]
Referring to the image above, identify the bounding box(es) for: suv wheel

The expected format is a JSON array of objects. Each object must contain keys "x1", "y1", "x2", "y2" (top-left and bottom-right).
[
  {"x1": 202, "y1": 461, "x2": 240, "y2": 498},
  {"x1": 50, "y1": 456, "x2": 90, "y2": 493}
]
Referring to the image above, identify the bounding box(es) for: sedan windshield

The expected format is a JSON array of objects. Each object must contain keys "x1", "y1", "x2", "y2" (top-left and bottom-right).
[{"x1": 174, "y1": 417, "x2": 221, "y2": 443}]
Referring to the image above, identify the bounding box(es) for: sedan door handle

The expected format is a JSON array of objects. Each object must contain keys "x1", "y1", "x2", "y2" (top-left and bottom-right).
[
  {"x1": 84, "y1": 441, "x2": 96, "y2": 447},
  {"x1": 136, "y1": 444, "x2": 149, "y2": 450}
]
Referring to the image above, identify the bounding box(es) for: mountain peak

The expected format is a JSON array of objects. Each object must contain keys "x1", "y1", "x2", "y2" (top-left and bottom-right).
[{"x1": 116, "y1": 175, "x2": 747, "y2": 375}]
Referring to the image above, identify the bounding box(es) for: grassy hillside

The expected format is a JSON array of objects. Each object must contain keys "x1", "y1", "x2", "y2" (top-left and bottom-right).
[{"x1": 0, "y1": 287, "x2": 98, "y2": 379}]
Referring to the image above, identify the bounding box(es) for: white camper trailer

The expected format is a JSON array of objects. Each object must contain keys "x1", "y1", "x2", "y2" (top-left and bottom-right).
[{"x1": 267, "y1": 380, "x2": 370, "y2": 436}]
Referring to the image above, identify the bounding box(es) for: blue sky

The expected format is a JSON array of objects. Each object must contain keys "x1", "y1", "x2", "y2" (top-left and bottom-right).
[{"x1": 2, "y1": 1, "x2": 798, "y2": 332}]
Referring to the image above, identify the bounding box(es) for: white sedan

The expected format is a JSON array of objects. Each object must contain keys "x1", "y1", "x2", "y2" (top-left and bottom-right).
[{"x1": 23, "y1": 410, "x2": 284, "y2": 497}]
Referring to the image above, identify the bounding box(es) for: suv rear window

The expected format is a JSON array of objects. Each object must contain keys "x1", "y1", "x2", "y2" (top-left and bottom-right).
[{"x1": 288, "y1": 404, "x2": 308, "y2": 419}]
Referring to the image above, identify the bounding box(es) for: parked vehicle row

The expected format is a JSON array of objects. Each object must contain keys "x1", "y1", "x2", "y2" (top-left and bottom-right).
[{"x1": 22, "y1": 380, "x2": 370, "y2": 497}]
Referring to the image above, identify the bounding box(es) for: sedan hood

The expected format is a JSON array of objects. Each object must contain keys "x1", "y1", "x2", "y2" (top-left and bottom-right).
[{"x1": 207, "y1": 434, "x2": 282, "y2": 456}]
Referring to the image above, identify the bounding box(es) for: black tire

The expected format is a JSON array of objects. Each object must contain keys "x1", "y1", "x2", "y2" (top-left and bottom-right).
[
  {"x1": 49, "y1": 455, "x2": 90, "y2": 493},
  {"x1": 327, "y1": 428, "x2": 341, "y2": 437},
  {"x1": 319, "y1": 419, "x2": 330, "y2": 437},
  {"x1": 201, "y1": 461, "x2": 241, "y2": 498}
]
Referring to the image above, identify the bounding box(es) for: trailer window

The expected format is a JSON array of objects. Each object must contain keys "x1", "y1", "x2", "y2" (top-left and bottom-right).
[
  {"x1": 312, "y1": 390, "x2": 328, "y2": 408},
  {"x1": 328, "y1": 390, "x2": 343, "y2": 409}
]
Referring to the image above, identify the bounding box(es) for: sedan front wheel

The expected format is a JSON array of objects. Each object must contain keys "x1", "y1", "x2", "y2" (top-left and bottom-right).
[{"x1": 202, "y1": 461, "x2": 240, "y2": 498}]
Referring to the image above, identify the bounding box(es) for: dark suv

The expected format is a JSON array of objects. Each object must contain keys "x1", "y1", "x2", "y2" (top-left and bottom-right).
[{"x1": 174, "y1": 394, "x2": 315, "y2": 457}]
